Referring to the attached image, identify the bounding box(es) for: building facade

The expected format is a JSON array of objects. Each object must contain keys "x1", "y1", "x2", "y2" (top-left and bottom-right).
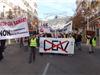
[
  {"x1": 75, "y1": 0, "x2": 100, "y2": 45},
  {"x1": 0, "y1": 0, "x2": 38, "y2": 44},
  {"x1": 0, "y1": 0, "x2": 38, "y2": 34}
]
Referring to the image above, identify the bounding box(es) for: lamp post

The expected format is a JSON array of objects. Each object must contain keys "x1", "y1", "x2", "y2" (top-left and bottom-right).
[
  {"x1": 86, "y1": 16, "x2": 89, "y2": 30},
  {"x1": 3, "y1": 5, "x2": 5, "y2": 18},
  {"x1": 8, "y1": 9, "x2": 13, "y2": 45}
]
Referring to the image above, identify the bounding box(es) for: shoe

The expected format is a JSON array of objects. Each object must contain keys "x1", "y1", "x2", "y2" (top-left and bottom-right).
[
  {"x1": 89, "y1": 51, "x2": 92, "y2": 54},
  {"x1": 40, "y1": 53, "x2": 43, "y2": 56},
  {"x1": 91, "y1": 51, "x2": 94, "y2": 53}
]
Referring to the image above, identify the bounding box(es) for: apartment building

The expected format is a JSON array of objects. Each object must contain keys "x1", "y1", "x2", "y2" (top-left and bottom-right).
[{"x1": 75, "y1": 0, "x2": 100, "y2": 45}]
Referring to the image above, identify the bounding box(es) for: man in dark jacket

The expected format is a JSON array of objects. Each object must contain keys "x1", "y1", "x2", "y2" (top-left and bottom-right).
[
  {"x1": 75, "y1": 33, "x2": 82, "y2": 51},
  {"x1": 0, "y1": 40, "x2": 6, "y2": 61}
]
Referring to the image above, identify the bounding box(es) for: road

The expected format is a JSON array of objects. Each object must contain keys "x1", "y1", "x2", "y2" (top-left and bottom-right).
[{"x1": 0, "y1": 44, "x2": 100, "y2": 75}]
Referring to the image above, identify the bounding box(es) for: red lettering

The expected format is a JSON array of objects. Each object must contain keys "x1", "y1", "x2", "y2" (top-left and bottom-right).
[
  {"x1": 0, "y1": 23, "x2": 1, "y2": 25},
  {"x1": 7, "y1": 22, "x2": 13, "y2": 26},
  {"x1": 22, "y1": 18, "x2": 27, "y2": 22},
  {"x1": 1, "y1": 22, "x2": 4, "y2": 26},
  {"x1": 13, "y1": 20, "x2": 18, "y2": 25},
  {"x1": 0, "y1": 17, "x2": 27, "y2": 26},
  {"x1": 0, "y1": 22, "x2": 2, "y2": 26},
  {"x1": 2, "y1": 22, "x2": 6, "y2": 25},
  {"x1": 13, "y1": 18, "x2": 27, "y2": 25}
]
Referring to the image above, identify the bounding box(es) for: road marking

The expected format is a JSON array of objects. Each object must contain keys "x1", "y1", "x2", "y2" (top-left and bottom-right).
[{"x1": 42, "y1": 62, "x2": 50, "y2": 75}]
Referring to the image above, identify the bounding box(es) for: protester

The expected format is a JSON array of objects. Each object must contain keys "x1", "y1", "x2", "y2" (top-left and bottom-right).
[
  {"x1": 29, "y1": 34, "x2": 38, "y2": 63},
  {"x1": 23, "y1": 37, "x2": 29, "y2": 51},
  {"x1": 75, "y1": 33, "x2": 82, "y2": 51},
  {"x1": 0, "y1": 40, "x2": 6, "y2": 61},
  {"x1": 19, "y1": 37, "x2": 23, "y2": 48},
  {"x1": 89, "y1": 35, "x2": 96, "y2": 54}
]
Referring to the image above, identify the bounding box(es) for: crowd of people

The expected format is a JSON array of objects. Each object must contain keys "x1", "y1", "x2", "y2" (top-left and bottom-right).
[{"x1": 0, "y1": 32, "x2": 97, "y2": 63}]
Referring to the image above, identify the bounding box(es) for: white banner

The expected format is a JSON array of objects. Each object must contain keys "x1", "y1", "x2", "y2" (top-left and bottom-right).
[
  {"x1": 0, "y1": 16, "x2": 29, "y2": 40},
  {"x1": 39, "y1": 37, "x2": 75, "y2": 54},
  {"x1": 62, "y1": 21, "x2": 72, "y2": 33},
  {"x1": 49, "y1": 21, "x2": 72, "y2": 33}
]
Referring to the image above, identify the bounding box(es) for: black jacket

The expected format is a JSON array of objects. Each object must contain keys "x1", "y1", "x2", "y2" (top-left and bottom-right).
[{"x1": 0, "y1": 40, "x2": 6, "y2": 52}]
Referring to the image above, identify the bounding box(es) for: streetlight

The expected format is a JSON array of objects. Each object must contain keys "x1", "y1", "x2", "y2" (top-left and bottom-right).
[{"x1": 3, "y1": 5, "x2": 5, "y2": 18}]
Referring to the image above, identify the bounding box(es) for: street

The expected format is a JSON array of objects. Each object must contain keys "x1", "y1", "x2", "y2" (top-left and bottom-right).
[
  {"x1": 0, "y1": 0, "x2": 100, "y2": 75},
  {"x1": 0, "y1": 44, "x2": 100, "y2": 75}
]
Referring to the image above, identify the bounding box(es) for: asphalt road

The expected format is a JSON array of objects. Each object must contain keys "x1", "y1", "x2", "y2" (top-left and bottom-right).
[{"x1": 0, "y1": 44, "x2": 100, "y2": 75}]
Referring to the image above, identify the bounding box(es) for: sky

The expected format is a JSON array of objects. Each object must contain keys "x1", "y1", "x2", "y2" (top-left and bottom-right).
[
  {"x1": 37, "y1": 0, "x2": 76, "y2": 20},
  {"x1": 0, "y1": 0, "x2": 76, "y2": 20}
]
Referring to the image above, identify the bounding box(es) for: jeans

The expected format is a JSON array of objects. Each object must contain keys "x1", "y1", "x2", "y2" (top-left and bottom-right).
[
  {"x1": 29, "y1": 47, "x2": 36, "y2": 63},
  {"x1": 89, "y1": 45, "x2": 95, "y2": 52},
  {"x1": 76, "y1": 42, "x2": 82, "y2": 50},
  {"x1": 0, "y1": 50, "x2": 3, "y2": 61}
]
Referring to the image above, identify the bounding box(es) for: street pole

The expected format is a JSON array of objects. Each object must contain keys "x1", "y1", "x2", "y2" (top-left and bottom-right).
[
  {"x1": 86, "y1": 16, "x2": 89, "y2": 30},
  {"x1": 8, "y1": 9, "x2": 13, "y2": 45},
  {"x1": 86, "y1": 16, "x2": 89, "y2": 45},
  {"x1": 2, "y1": 5, "x2": 11, "y2": 45},
  {"x1": 2, "y1": 5, "x2": 5, "y2": 19}
]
